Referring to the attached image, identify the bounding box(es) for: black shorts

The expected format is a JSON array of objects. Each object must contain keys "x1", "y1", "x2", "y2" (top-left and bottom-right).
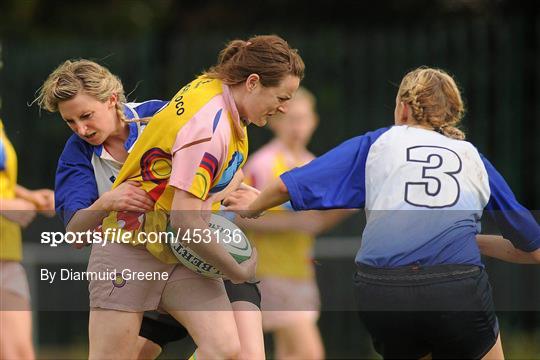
[
  {"x1": 139, "y1": 281, "x2": 261, "y2": 347},
  {"x1": 140, "y1": 312, "x2": 190, "y2": 348},
  {"x1": 354, "y1": 264, "x2": 499, "y2": 359},
  {"x1": 224, "y1": 280, "x2": 262, "y2": 309}
]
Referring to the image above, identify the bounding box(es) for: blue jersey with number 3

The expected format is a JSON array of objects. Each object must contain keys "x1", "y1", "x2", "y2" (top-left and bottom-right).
[{"x1": 281, "y1": 125, "x2": 540, "y2": 267}]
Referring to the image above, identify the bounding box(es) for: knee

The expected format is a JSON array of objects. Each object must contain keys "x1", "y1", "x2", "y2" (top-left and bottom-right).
[
  {"x1": 289, "y1": 341, "x2": 324, "y2": 360},
  {"x1": 223, "y1": 338, "x2": 241, "y2": 359},
  {"x1": 286, "y1": 347, "x2": 324, "y2": 360},
  {"x1": 135, "y1": 338, "x2": 162, "y2": 359},
  {"x1": 237, "y1": 343, "x2": 265, "y2": 360},
  {"x1": 303, "y1": 338, "x2": 325, "y2": 360},
  {"x1": 0, "y1": 343, "x2": 35, "y2": 360},
  {"x1": 305, "y1": 346, "x2": 325, "y2": 360},
  {"x1": 220, "y1": 337, "x2": 241, "y2": 359},
  {"x1": 0, "y1": 334, "x2": 35, "y2": 360},
  {"x1": 199, "y1": 335, "x2": 241, "y2": 359},
  {"x1": 21, "y1": 346, "x2": 36, "y2": 360}
]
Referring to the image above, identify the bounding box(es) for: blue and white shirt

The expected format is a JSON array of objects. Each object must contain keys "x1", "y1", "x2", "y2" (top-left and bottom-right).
[
  {"x1": 281, "y1": 125, "x2": 540, "y2": 267},
  {"x1": 55, "y1": 100, "x2": 168, "y2": 226}
]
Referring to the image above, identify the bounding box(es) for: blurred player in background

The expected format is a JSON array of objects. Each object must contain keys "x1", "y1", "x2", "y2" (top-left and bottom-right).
[
  {"x1": 0, "y1": 119, "x2": 54, "y2": 359},
  {"x1": 226, "y1": 67, "x2": 540, "y2": 359},
  {"x1": 237, "y1": 87, "x2": 350, "y2": 359}
]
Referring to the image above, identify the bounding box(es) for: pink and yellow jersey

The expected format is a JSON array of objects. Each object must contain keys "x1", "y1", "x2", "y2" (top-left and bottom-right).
[
  {"x1": 102, "y1": 77, "x2": 248, "y2": 263},
  {"x1": 0, "y1": 120, "x2": 23, "y2": 261},
  {"x1": 243, "y1": 139, "x2": 315, "y2": 279}
]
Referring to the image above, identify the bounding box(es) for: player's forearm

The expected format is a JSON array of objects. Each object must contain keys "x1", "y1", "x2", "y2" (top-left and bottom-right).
[
  {"x1": 248, "y1": 178, "x2": 290, "y2": 215},
  {"x1": 236, "y1": 210, "x2": 346, "y2": 235},
  {"x1": 0, "y1": 197, "x2": 34, "y2": 211},
  {"x1": 308, "y1": 209, "x2": 357, "y2": 236},
  {"x1": 235, "y1": 210, "x2": 326, "y2": 235},
  {"x1": 65, "y1": 202, "x2": 109, "y2": 233},
  {"x1": 66, "y1": 211, "x2": 108, "y2": 233},
  {"x1": 477, "y1": 234, "x2": 539, "y2": 264},
  {"x1": 15, "y1": 185, "x2": 33, "y2": 202},
  {"x1": 235, "y1": 212, "x2": 301, "y2": 232}
]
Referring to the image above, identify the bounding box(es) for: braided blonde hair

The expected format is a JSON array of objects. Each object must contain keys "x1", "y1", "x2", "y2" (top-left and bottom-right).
[
  {"x1": 398, "y1": 67, "x2": 466, "y2": 140},
  {"x1": 35, "y1": 59, "x2": 129, "y2": 123}
]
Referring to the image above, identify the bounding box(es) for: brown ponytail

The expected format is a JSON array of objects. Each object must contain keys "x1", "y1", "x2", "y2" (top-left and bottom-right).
[{"x1": 203, "y1": 35, "x2": 305, "y2": 87}]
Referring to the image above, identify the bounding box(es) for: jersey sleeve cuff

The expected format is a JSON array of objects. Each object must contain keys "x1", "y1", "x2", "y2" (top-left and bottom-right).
[{"x1": 280, "y1": 172, "x2": 306, "y2": 211}]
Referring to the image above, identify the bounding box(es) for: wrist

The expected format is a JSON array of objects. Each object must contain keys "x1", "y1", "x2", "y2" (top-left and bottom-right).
[
  {"x1": 248, "y1": 204, "x2": 264, "y2": 218},
  {"x1": 91, "y1": 196, "x2": 110, "y2": 212},
  {"x1": 247, "y1": 202, "x2": 259, "y2": 213},
  {"x1": 229, "y1": 266, "x2": 247, "y2": 283},
  {"x1": 18, "y1": 198, "x2": 37, "y2": 210},
  {"x1": 17, "y1": 193, "x2": 35, "y2": 205}
]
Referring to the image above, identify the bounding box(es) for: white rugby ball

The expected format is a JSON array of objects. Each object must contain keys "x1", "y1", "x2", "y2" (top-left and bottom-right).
[{"x1": 169, "y1": 213, "x2": 252, "y2": 278}]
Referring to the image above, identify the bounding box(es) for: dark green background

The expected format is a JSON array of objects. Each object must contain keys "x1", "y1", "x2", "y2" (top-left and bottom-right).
[
  {"x1": 1, "y1": 0, "x2": 539, "y2": 207},
  {"x1": 1, "y1": 1, "x2": 539, "y2": 358}
]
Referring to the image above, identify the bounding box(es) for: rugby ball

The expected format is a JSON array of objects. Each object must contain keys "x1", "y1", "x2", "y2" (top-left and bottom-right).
[{"x1": 169, "y1": 213, "x2": 252, "y2": 278}]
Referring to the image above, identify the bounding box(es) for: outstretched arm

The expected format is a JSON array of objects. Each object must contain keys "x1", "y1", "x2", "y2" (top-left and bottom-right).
[
  {"x1": 234, "y1": 208, "x2": 354, "y2": 236},
  {"x1": 1, "y1": 184, "x2": 55, "y2": 227},
  {"x1": 0, "y1": 197, "x2": 37, "y2": 227},
  {"x1": 15, "y1": 185, "x2": 54, "y2": 214},
  {"x1": 224, "y1": 177, "x2": 290, "y2": 218}
]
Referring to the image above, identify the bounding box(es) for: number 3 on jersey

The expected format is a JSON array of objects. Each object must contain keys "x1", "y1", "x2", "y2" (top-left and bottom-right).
[{"x1": 404, "y1": 146, "x2": 462, "y2": 208}]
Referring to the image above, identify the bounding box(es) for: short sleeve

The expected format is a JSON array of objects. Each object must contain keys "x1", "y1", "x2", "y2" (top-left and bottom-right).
[
  {"x1": 55, "y1": 136, "x2": 99, "y2": 227},
  {"x1": 281, "y1": 128, "x2": 388, "y2": 211},
  {"x1": 169, "y1": 116, "x2": 225, "y2": 200}
]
